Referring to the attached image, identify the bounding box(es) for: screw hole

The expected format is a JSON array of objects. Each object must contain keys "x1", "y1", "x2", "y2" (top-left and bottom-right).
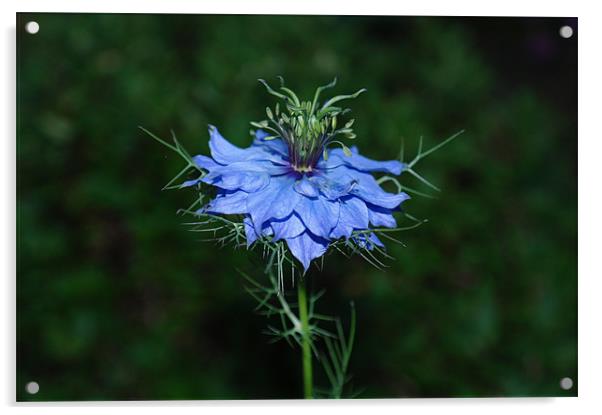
[
  {"x1": 25, "y1": 381, "x2": 39, "y2": 395},
  {"x1": 25, "y1": 21, "x2": 39, "y2": 34},
  {"x1": 560, "y1": 377, "x2": 573, "y2": 390},
  {"x1": 559, "y1": 25, "x2": 573, "y2": 39}
]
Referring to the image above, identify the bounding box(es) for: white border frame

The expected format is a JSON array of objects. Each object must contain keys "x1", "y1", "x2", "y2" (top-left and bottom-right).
[{"x1": 3, "y1": 1, "x2": 600, "y2": 414}]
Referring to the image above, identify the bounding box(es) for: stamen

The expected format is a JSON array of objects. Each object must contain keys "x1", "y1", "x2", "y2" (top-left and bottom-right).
[
  {"x1": 293, "y1": 165, "x2": 313, "y2": 174},
  {"x1": 253, "y1": 78, "x2": 366, "y2": 170}
]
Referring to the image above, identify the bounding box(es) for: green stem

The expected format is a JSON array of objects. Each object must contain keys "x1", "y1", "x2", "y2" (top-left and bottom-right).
[{"x1": 298, "y1": 278, "x2": 313, "y2": 399}]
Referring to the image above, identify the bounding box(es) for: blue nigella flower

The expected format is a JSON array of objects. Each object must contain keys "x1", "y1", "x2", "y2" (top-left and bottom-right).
[
  {"x1": 184, "y1": 126, "x2": 409, "y2": 271},
  {"x1": 180, "y1": 79, "x2": 410, "y2": 271}
]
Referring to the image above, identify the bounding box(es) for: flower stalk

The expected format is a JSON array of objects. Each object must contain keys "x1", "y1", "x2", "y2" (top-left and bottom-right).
[{"x1": 297, "y1": 277, "x2": 313, "y2": 399}]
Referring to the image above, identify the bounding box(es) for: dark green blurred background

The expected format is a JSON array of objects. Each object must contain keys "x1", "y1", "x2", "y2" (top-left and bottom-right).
[{"x1": 16, "y1": 14, "x2": 577, "y2": 400}]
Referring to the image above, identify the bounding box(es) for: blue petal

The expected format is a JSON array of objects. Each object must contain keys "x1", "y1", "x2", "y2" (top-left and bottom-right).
[
  {"x1": 294, "y1": 195, "x2": 340, "y2": 239},
  {"x1": 202, "y1": 160, "x2": 287, "y2": 192},
  {"x1": 244, "y1": 216, "x2": 274, "y2": 246},
  {"x1": 203, "y1": 170, "x2": 270, "y2": 192},
  {"x1": 330, "y1": 197, "x2": 369, "y2": 239},
  {"x1": 321, "y1": 147, "x2": 405, "y2": 175},
  {"x1": 202, "y1": 160, "x2": 289, "y2": 192},
  {"x1": 208, "y1": 125, "x2": 288, "y2": 165},
  {"x1": 353, "y1": 232, "x2": 384, "y2": 250},
  {"x1": 202, "y1": 190, "x2": 249, "y2": 215},
  {"x1": 193, "y1": 154, "x2": 220, "y2": 170},
  {"x1": 206, "y1": 160, "x2": 289, "y2": 176},
  {"x1": 253, "y1": 129, "x2": 289, "y2": 156},
  {"x1": 270, "y1": 213, "x2": 305, "y2": 241},
  {"x1": 367, "y1": 204, "x2": 397, "y2": 228},
  {"x1": 323, "y1": 165, "x2": 410, "y2": 209},
  {"x1": 294, "y1": 176, "x2": 320, "y2": 197},
  {"x1": 311, "y1": 174, "x2": 357, "y2": 200},
  {"x1": 246, "y1": 175, "x2": 302, "y2": 233},
  {"x1": 208, "y1": 125, "x2": 251, "y2": 164},
  {"x1": 285, "y1": 231, "x2": 329, "y2": 272},
  {"x1": 180, "y1": 177, "x2": 203, "y2": 188},
  {"x1": 369, "y1": 233, "x2": 384, "y2": 248},
  {"x1": 353, "y1": 184, "x2": 409, "y2": 209},
  {"x1": 243, "y1": 216, "x2": 259, "y2": 247},
  {"x1": 255, "y1": 129, "x2": 270, "y2": 140}
]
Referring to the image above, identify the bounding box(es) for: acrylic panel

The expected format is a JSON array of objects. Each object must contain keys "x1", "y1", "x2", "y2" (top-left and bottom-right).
[{"x1": 16, "y1": 13, "x2": 577, "y2": 401}]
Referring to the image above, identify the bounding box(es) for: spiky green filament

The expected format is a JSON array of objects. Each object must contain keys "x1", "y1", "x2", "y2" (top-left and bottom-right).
[{"x1": 252, "y1": 77, "x2": 365, "y2": 172}]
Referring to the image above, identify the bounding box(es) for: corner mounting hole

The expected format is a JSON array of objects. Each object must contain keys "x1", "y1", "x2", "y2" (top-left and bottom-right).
[
  {"x1": 25, "y1": 381, "x2": 39, "y2": 394},
  {"x1": 25, "y1": 21, "x2": 39, "y2": 35},
  {"x1": 559, "y1": 25, "x2": 573, "y2": 39},
  {"x1": 560, "y1": 377, "x2": 573, "y2": 390}
]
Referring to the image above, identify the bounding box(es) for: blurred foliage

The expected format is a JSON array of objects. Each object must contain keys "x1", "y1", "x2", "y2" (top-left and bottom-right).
[{"x1": 16, "y1": 14, "x2": 577, "y2": 400}]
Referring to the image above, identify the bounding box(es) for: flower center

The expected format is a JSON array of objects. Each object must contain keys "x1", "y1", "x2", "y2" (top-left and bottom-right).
[
  {"x1": 251, "y1": 77, "x2": 365, "y2": 171},
  {"x1": 292, "y1": 164, "x2": 314, "y2": 174}
]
